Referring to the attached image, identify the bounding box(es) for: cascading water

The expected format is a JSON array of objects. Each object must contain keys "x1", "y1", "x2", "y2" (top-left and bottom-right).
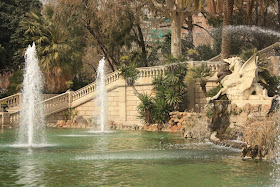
[
  {"x1": 17, "y1": 43, "x2": 46, "y2": 147},
  {"x1": 95, "y1": 57, "x2": 107, "y2": 132}
]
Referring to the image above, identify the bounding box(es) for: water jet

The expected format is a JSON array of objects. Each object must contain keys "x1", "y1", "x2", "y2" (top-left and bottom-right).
[{"x1": 16, "y1": 43, "x2": 46, "y2": 147}]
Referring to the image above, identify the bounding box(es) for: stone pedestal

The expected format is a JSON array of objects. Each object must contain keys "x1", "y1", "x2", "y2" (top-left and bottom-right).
[
  {"x1": 268, "y1": 56, "x2": 280, "y2": 76},
  {"x1": 1, "y1": 112, "x2": 10, "y2": 128},
  {"x1": 231, "y1": 99, "x2": 273, "y2": 108}
]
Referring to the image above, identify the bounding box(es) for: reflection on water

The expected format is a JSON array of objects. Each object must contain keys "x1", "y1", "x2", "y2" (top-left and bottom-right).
[
  {"x1": 0, "y1": 129, "x2": 276, "y2": 186},
  {"x1": 14, "y1": 149, "x2": 45, "y2": 186}
]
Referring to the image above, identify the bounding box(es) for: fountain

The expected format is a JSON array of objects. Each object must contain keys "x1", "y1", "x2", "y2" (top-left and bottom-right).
[
  {"x1": 16, "y1": 43, "x2": 46, "y2": 147},
  {"x1": 94, "y1": 57, "x2": 108, "y2": 132}
]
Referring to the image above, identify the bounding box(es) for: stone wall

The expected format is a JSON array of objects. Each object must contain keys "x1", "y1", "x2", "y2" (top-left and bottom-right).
[
  {"x1": 2, "y1": 61, "x2": 224, "y2": 128},
  {"x1": 45, "y1": 78, "x2": 218, "y2": 127}
]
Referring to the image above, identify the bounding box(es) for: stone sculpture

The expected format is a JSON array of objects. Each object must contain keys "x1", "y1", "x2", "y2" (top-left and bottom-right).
[{"x1": 208, "y1": 54, "x2": 272, "y2": 107}]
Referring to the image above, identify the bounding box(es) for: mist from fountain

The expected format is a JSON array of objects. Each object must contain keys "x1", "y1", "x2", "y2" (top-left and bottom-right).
[
  {"x1": 94, "y1": 57, "x2": 107, "y2": 132},
  {"x1": 224, "y1": 25, "x2": 280, "y2": 37},
  {"x1": 16, "y1": 43, "x2": 46, "y2": 147}
]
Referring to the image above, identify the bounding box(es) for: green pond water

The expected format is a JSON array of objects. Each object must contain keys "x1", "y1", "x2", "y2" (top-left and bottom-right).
[{"x1": 0, "y1": 129, "x2": 278, "y2": 186}]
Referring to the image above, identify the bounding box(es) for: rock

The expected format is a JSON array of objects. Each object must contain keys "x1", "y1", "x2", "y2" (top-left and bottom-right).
[
  {"x1": 66, "y1": 120, "x2": 72, "y2": 126},
  {"x1": 132, "y1": 124, "x2": 139, "y2": 130},
  {"x1": 210, "y1": 131, "x2": 220, "y2": 142},
  {"x1": 57, "y1": 120, "x2": 66, "y2": 127},
  {"x1": 74, "y1": 116, "x2": 88, "y2": 125},
  {"x1": 184, "y1": 130, "x2": 193, "y2": 139}
]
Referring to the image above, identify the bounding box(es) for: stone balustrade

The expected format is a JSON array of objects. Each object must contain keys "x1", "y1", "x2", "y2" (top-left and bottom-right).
[
  {"x1": 258, "y1": 42, "x2": 280, "y2": 59},
  {"x1": 2, "y1": 61, "x2": 225, "y2": 127},
  {"x1": 43, "y1": 93, "x2": 69, "y2": 116},
  {"x1": 72, "y1": 71, "x2": 120, "y2": 102},
  {"x1": 0, "y1": 93, "x2": 58, "y2": 110},
  {"x1": 9, "y1": 111, "x2": 20, "y2": 124},
  {"x1": 0, "y1": 93, "x2": 21, "y2": 108},
  {"x1": 8, "y1": 93, "x2": 69, "y2": 124},
  {"x1": 42, "y1": 94, "x2": 59, "y2": 101}
]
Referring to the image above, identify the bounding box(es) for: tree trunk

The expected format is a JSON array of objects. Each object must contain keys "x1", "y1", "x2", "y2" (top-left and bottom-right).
[
  {"x1": 246, "y1": 0, "x2": 254, "y2": 25},
  {"x1": 255, "y1": 1, "x2": 259, "y2": 25},
  {"x1": 170, "y1": 16, "x2": 182, "y2": 58},
  {"x1": 278, "y1": 0, "x2": 280, "y2": 26},
  {"x1": 136, "y1": 23, "x2": 148, "y2": 67},
  {"x1": 221, "y1": 0, "x2": 234, "y2": 59},
  {"x1": 187, "y1": 16, "x2": 194, "y2": 47},
  {"x1": 200, "y1": 80, "x2": 207, "y2": 97},
  {"x1": 207, "y1": 0, "x2": 217, "y2": 15}
]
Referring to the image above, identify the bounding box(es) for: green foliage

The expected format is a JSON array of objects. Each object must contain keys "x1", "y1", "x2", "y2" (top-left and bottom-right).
[
  {"x1": 194, "y1": 45, "x2": 218, "y2": 61},
  {"x1": 64, "y1": 109, "x2": 78, "y2": 121},
  {"x1": 72, "y1": 68, "x2": 94, "y2": 91},
  {"x1": 6, "y1": 69, "x2": 23, "y2": 96},
  {"x1": 154, "y1": 64, "x2": 188, "y2": 110},
  {"x1": 159, "y1": 33, "x2": 192, "y2": 57},
  {"x1": 0, "y1": 0, "x2": 42, "y2": 70},
  {"x1": 65, "y1": 81, "x2": 73, "y2": 90},
  {"x1": 119, "y1": 57, "x2": 140, "y2": 86},
  {"x1": 206, "y1": 85, "x2": 221, "y2": 97},
  {"x1": 239, "y1": 47, "x2": 258, "y2": 62},
  {"x1": 185, "y1": 63, "x2": 212, "y2": 96},
  {"x1": 205, "y1": 104, "x2": 215, "y2": 119},
  {"x1": 137, "y1": 62, "x2": 188, "y2": 125},
  {"x1": 21, "y1": 7, "x2": 86, "y2": 73},
  {"x1": 137, "y1": 94, "x2": 154, "y2": 125},
  {"x1": 206, "y1": 85, "x2": 228, "y2": 100}
]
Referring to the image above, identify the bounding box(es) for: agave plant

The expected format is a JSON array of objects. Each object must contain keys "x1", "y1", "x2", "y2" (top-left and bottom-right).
[{"x1": 137, "y1": 93, "x2": 154, "y2": 125}]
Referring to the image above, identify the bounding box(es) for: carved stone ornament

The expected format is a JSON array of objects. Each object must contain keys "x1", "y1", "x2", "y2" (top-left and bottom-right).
[{"x1": 208, "y1": 54, "x2": 273, "y2": 107}]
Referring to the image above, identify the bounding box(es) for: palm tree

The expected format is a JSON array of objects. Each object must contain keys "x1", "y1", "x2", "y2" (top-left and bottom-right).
[
  {"x1": 221, "y1": 0, "x2": 234, "y2": 59},
  {"x1": 21, "y1": 6, "x2": 85, "y2": 93}
]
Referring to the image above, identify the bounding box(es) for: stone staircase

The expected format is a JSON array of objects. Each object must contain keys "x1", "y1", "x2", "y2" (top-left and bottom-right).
[{"x1": 0, "y1": 61, "x2": 224, "y2": 127}]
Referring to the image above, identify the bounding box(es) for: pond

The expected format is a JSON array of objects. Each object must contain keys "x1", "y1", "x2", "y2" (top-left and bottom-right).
[{"x1": 0, "y1": 129, "x2": 277, "y2": 186}]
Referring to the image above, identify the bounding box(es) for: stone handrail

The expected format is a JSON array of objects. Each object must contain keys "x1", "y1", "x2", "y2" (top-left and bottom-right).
[
  {"x1": 0, "y1": 93, "x2": 58, "y2": 110},
  {"x1": 9, "y1": 93, "x2": 69, "y2": 124},
  {"x1": 209, "y1": 54, "x2": 222, "y2": 62},
  {"x1": 9, "y1": 111, "x2": 20, "y2": 125},
  {"x1": 257, "y1": 42, "x2": 280, "y2": 59},
  {"x1": 72, "y1": 62, "x2": 192, "y2": 102},
  {"x1": 72, "y1": 71, "x2": 121, "y2": 102},
  {"x1": 42, "y1": 94, "x2": 59, "y2": 101},
  {"x1": 43, "y1": 93, "x2": 69, "y2": 116},
  {"x1": 0, "y1": 93, "x2": 21, "y2": 108}
]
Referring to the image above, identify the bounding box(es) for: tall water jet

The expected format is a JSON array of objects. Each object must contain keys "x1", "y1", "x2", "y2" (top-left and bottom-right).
[
  {"x1": 17, "y1": 43, "x2": 46, "y2": 147},
  {"x1": 95, "y1": 57, "x2": 107, "y2": 132}
]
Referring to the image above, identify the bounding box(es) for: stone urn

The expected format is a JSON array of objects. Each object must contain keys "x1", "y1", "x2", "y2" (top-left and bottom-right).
[
  {"x1": 1, "y1": 103, "x2": 8, "y2": 112},
  {"x1": 65, "y1": 81, "x2": 73, "y2": 91}
]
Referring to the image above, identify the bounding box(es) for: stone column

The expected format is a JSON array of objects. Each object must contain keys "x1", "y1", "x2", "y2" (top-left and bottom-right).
[
  {"x1": 187, "y1": 82, "x2": 196, "y2": 111},
  {"x1": 269, "y1": 56, "x2": 280, "y2": 76},
  {"x1": 119, "y1": 79, "x2": 127, "y2": 123},
  {"x1": 1, "y1": 112, "x2": 10, "y2": 128},
  {"x1": 67, "y1": 90, "x2": 73, "y2": 109}
]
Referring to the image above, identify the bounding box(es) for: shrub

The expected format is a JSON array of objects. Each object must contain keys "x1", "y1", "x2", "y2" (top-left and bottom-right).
[
  {"x1": 137, "y1": 94, "x2": 154, "y2": 125},
  {"x1": 243, "y1": 116, "x2": 279, "y2": 159}
]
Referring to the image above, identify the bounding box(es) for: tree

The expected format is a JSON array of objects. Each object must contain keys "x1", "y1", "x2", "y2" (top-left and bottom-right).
[
  {"x1": 221, "y1": 0, "x2": 234, "y2": 59},
  {"x1": 56, "y1": 0, "x2": 140, "y2": 72},
  {"x1": 0, "y1": 0, "x2": 41, "y2": 71},
  {"x1": 21, "y1": 5, "x2": 86, "y2": 93},
  {"x1": 150, "y1": 0, "x2": 205, "y2": 58}
]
